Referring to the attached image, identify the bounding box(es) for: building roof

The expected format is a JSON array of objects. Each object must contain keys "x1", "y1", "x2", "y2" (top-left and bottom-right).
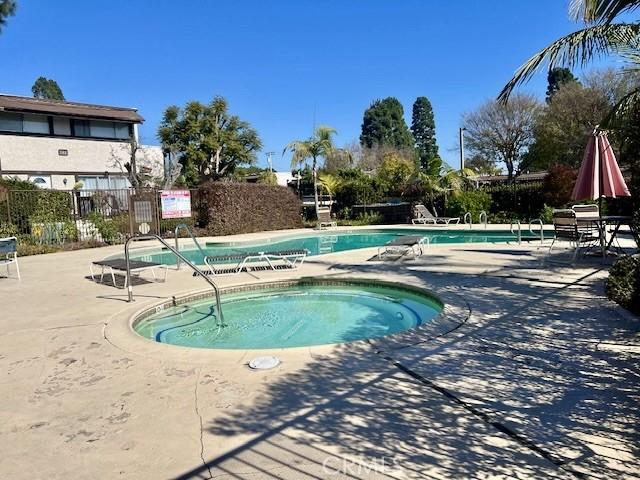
[
  {"x1": 471, "y1": 171, "x2": 548, "y2": 183},
  {"x1": 0, "y1": 94, "x2": 144, "y2": 123}
]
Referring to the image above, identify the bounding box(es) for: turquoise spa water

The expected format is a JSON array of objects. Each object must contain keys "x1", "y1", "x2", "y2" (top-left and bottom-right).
[
  {"x1": 129, "y1": 228, "x2": 546, "y2": 266},
  {"x1": 134, "y1": 283, "x2": 443, "y2": 349}
]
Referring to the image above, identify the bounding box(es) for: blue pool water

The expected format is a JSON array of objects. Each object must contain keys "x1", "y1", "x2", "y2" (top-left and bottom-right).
[
  {"x1": 133, "y1": 282, "x2": 443, "y2": 349},
  {"x1": 130, "y1": 228, "x2": 546, "y2": 266}
]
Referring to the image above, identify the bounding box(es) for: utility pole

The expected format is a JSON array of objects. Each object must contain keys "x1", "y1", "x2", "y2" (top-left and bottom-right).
[
  {"x1": 459, "y1": 127, "x2": 466, "y2": 171},
  {"x1": 265, "y1": 152, "x2": 275, "y2": 172}
]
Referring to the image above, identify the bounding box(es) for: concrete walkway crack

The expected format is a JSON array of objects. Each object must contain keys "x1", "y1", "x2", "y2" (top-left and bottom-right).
[
  {"x1": 194, "y1": 367, "x2": 213, "y2": 479},
  {"x1": 378, "y1": 352, "x2": 585, "y2": 478}
]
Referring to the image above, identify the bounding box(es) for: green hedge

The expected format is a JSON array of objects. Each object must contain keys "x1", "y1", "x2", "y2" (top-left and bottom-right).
[
  {"x1": 197, "y1": 181, "x2": 303, "y2": 235},
  {"x1": 334, "y1": 178, "x2": 384, "y2": 217},
  {"x1": 446, "y1": 190, "x2": 491, "y2": 219},
  {"x1": 606, "y1": 255, "x2": 640, "y2": 315},
  {"x1": 482, "y1": 182, "x2": 546, "y2": 220}
]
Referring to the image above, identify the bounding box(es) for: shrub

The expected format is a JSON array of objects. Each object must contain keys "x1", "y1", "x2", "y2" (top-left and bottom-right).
[
  {"x1": 88, "y1": 211, "x2": 120, "y2": 244},
  {"x1": 606, "y1": 255, "x2": 640, "y2": 314},
  {"x1": 337, "y1": 212, "x2": 384, "y2": 226},
  {"x1": 446, "y1": 190, "x2": 491, "y2": 218},
  {"x1": 159, "y1": 216, "x2": 195, "y2": 237},
  {"x1": 257, "y1": 171, "x2": 278, "y2": 185},
  {"x1": 334, "y1": 178, "x2": 384, "y2": 214},
  {"x1": 198, "y1": 181, "x2": 303, "y2": 235},
  {"x1": 543, "y1": 164, "x2": 578, "y2": 207},
  {"x1": 0, "y1": 222, "x2": 18, "y2": 237},
  {"x1": 483, "y1": 182, "x2": 545, "y2": 219},
  {"x1": 539, "y1": 204, "x2": 555, "y2": 224},
  {"x1": 376, "y1": 154, "x2": 416, "y2": 196}
]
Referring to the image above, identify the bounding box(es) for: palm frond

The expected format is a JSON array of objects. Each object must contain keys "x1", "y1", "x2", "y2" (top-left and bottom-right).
[
  {"x1": 498, "y1": 23, "x2": 640, "y2": 102},
  {"x1": 570, "y1": 0, "x2": 640, "y2": 24},
  {"x1": 284, "y1": 140, "x2": 312, "y2": 169},
  {"x1": 602, "y1": 86, "x2": 640, "y2": 125}
]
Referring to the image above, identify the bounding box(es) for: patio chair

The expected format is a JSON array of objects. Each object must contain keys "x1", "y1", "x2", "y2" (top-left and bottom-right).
[
  {"x1": 411, "y1": 204, "x2": 460, "y2": 225},
  {"x1": 203, "y1": 249, "x2": 308, "y2": 275},
  {"x1": 549, "y1": 209, "x2": 599, "y2": 262},
  {"x1": 0, "y1": 236, "x2": 20, "y2": 280},
  {"x1": 377, "y1": 235, "x2": 429, "y2": 259}
]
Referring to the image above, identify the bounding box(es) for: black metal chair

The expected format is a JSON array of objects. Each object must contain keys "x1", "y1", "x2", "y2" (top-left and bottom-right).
[{"x1": 549, "y1": 209, "x2": 599, "y2": 262}]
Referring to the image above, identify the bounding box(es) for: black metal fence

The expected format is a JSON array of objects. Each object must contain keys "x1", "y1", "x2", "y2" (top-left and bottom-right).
[{"x1": 0, "y1": 188, "x2": 201, "y2": 246}]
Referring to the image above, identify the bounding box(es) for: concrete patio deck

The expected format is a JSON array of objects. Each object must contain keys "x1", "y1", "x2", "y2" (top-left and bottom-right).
[{"x1": 0, "y1": 228, "x2": 638, "y2": 479}]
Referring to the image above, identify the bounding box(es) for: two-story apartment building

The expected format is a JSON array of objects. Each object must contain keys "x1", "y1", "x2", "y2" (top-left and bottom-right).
[{"x1": 0, "y1": 94, "x2": 163, "y2": 190}]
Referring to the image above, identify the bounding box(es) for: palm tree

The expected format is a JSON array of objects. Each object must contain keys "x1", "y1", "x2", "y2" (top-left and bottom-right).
[
  {"x1": 402, "y1": 168, "x2": 475, "y2": 214},
  {"x1": 318, "y1": 173, "x2": 342, "y2": 205},
  {"x1": 284, "y1": 126, "x2": 338, "y2": 215},
  {"x1": 499, "y1": 0, "x2": 640, "y2": 121}
]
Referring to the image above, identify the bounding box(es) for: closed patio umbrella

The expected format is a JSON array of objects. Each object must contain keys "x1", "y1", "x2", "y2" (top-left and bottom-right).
[{"x1": 571, "y1": 130, "x2": 630, "y2": 206}]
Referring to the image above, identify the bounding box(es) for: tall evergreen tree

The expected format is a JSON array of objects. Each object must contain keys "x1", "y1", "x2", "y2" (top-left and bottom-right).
[
  {"x1": 411, "y1": 96, "x2": 440, "y2": 174},
  {"x1": 360, "y1": 97, "x2": 413, "y2": 149},
  {"x1": 0, "y1": 0, "x2": 16, "y2": 33},
  {"x1": 545, "y1": 67, "x2": 579, "y2": 102},
  {"x1": 31, "y1": 77, "x2": 65, "y2": 101}
]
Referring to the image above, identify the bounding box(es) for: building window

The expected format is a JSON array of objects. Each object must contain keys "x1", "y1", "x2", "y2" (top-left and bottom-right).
[
  {"x1": 0, "y1": 112, "x2": 23, "y2": 132},
  {"x1": 72, "y1": 119, "x2": 91, "y2": 137},
  {"x1": 53, "y1": 117, "x2": 71, "y2": 135},
  {"x1": 90, "y1": 120, "x2": 116, "y2": 139},
  {"x1": 22, "y1": 114, "x2": 50, "y2": 134},
  {"x1": 114, "y1": 122, "x2": 130, "y2": 139},
  {"x1": 78, "y1": 175, "x2": 130, "y2": 190},
  {"x1": 0, "y1": 112, "x2": 133, "y2": 140}
]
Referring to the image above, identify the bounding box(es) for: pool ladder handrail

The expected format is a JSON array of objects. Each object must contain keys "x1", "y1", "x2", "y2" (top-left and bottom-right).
[
  {"x1": 479, "y1": 211, "x2": 488, "y2": 229},
  {"x1": 528, "y1": 218, "x2": 544, "y2": 243},
  {"x1": 510, "y1": 220, "x2": 522, "y2": 245},
  {"x1": 463, "y1": 212, "x2": 472, "y2": 229},
  {"x1": 174, "y1": 223, "x2": 209, "y2": 270},
  {"x1": 124, "y1": 234, "x2": 224, "y2": 326}
]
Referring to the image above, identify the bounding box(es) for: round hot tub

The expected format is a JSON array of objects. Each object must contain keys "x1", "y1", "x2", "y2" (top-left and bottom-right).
[{"x1": 133, "y1": 279, "x2": 443, "y2": 349}]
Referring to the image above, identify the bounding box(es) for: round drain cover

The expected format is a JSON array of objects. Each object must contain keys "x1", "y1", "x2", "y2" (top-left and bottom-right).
[{"x1": 248, "y1": 356, "x2": 280, "y2": 370}]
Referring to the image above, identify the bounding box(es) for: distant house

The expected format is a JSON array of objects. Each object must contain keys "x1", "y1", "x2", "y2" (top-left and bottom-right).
[
  {"x1": 245, "y1": 171, "x2": 295, "y2": 187},
  {"x1": 471, "y1": 171, "x2": 548, "y2": 185},
  {"x1": 0, "y1": 94, "x2": 163, "y2": 190}
]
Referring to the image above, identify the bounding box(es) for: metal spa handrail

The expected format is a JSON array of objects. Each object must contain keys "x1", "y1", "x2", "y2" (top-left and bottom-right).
[
  {"x1": 510, "y1": 220, "x2": 522, "y2": 245},
  {"x1": 124, "y1": 234, "x2": 224, "y2": 325},
  {"x1": 174, "y1": 223, "x2": 209, "y2": 270}
]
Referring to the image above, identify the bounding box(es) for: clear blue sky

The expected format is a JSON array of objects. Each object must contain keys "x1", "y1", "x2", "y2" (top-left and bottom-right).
[{"x1": 0, "y1": 0, "x2": 610, "y2": 171}]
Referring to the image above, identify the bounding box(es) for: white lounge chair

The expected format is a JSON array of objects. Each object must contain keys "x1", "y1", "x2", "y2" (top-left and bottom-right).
[
  {"x1": 0, "y1": 236, "x2": 20, "y2": 280},
  {"x1": 411, "y1": 204, "x2": 460, "y2": 225},
  {"x1": 203, "y1": 249, "x2": 308, "y2": 276}
]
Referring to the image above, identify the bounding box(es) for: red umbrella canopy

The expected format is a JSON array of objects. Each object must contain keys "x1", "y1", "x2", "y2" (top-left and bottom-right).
[{"x1": 572, "y1": 131, "x2": 630, "y2": 201}]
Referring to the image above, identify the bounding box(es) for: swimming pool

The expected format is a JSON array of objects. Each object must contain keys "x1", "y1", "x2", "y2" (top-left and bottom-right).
[
  {"x1": 129, "y1": 228, "x2": 547, "y2": 266},
  {"x1": 133, "y1": 279, "x2": 443, "y2": 349}
]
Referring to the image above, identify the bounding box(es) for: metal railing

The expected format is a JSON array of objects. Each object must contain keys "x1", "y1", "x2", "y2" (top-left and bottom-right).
[
  {"x1": 174, "y1": 223, "x2": 208, "y2": 270},
  {"x1": 510, "y1": 220, "x2": 522, "y2": 244},
  {"x1": 479, "y1": 211, "x2": 487, "y2": 229},
  {"x1": 463, "y1": 212, "x2": 472, "y2": 228},
  {"x1": 124, "y1": 234, "x2": 224, "y2": 326},
  {"x1": 529, "y1": 218, "x2": 544, "y2": 243}
]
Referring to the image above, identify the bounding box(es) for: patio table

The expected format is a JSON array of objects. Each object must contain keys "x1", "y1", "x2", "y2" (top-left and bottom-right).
[{"x1": 581, "y1": 215, "x2": 632, "y2": 259}]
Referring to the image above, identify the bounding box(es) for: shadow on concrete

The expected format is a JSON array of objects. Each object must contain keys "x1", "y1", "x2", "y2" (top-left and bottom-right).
[{"x1": 171, "y1": 245, "x2": 640, "y2": 479}]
